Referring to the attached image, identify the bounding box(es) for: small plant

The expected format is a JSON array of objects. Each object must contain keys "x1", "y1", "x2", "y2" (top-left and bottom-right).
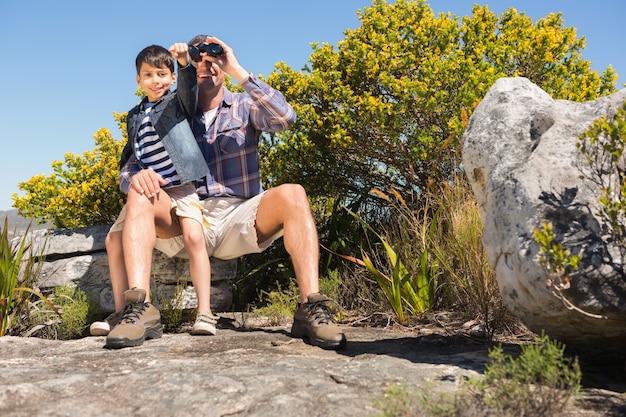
[
  {"x1": 0, "y1": 217, "x2": 57, "y2": 336},
  {"x1": 465, "y1": 333, "x2": 581, "y2": 416},
  {"x1": 157, "y1": 280, "x2": 187, "y2": 332},
  {"x1": 533, "y1": 222, "x2": 605, "y2": 319},
  {"x1": 374, "y1": 333, "x2": 582, "y2": 417},
  {"x1": 55, "y1": 285, "x2": 91, "y2": 339},
  {"x1": 426, "y1": 176, "x2": 510, "y2": 338},
  {"x1": 576, "y1": 101, "x2": 626, "y2": 248},
  {"x1": 374, "y1": 382, "x2": 423, "y2": 417},
  {"x1": 30, "y1": 284, "x2": 92, "y2": 339},
  {"x1": 319, "y1": 268, "x2": 342, "y2": 302},
  {"x1": 533, "y1": 221, "x2": 581, "y2": 292},
  {"x1": 252, "y1": 280, "x2": 299, "y2": 325}
]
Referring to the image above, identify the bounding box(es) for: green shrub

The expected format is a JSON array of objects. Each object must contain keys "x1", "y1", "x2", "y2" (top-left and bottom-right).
[
  {"x1": 466, "y1": 333, "x2": 581, "y2": 416},
  {"x1": 53, "y1": 285, "x2": 91, "y2": 339},
  {"x1": 251, "y1": 280, "x2": 299, "y2": 325},
  {"x1": 577, "y1": 101, "x2": 626, "y2": 245},
  {"x1": 427, "y1": 176, "x2": 515, "y2": 338},
  {"x1": 156, "y1": 280, "x2": 189, "y2": 332},
  {"x1": 30, "y1": 284, "x2": 92, "y2": 339},
  {"x1": 375, "y1": 333, "x2": 581, "y2": 417},
  {"x1": 319, "y1": 269, "x2": 342, "y2": 301}
]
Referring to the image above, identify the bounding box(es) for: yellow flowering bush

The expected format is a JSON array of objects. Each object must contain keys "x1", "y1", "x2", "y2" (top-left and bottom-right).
[
  {"x1": 264, "y1": 0, "x2": 617, "y2": 204},
  {"x1": 13, "y1": 117, "x2": 126, "y2": 228}
]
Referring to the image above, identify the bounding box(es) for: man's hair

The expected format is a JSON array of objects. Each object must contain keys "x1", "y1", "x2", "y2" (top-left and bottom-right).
[
  {"x1": 188, "y1": 34, "x2": 209, "y2": 46},
  {"x1": 135, "y1": 45, "x2": 175, "y2": 74}
]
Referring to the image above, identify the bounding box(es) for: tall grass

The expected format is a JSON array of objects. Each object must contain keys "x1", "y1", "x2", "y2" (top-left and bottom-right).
[
  {"x1": 0, "y1": 217, "x2": 55, "y2": 336},
  {"x1": 427, "y1": 175, "x2": 515, "y2": 336},
  {"x1": 340, "y1": 191, "x2": 437, "y2": 324},
  {"x1": 334, "y1": 174, "x2": 516, "y2": 336}
]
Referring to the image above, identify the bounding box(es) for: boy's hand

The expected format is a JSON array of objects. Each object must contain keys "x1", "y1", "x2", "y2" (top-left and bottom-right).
[{"x1": 169, "y1": 43, "x2": 190, "y2": 67}]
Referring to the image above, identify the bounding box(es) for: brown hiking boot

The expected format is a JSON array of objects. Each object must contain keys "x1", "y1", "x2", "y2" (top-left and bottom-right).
[
  {"x1": 89, "y1": 310, "x2": 124, "y2": 336},
  {"x1": 291, "y1": 293, "x2": 347, "y2": 350},
  {"x1": 105, "y1": 288, "x2": 162, "y2": 349}
]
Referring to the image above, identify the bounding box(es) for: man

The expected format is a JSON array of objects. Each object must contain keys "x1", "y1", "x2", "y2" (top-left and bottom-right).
[{"x1": 97, "y1": 35, "x2": 346, "y2": 350}]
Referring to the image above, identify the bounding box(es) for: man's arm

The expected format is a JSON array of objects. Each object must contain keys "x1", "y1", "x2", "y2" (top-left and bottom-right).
[
  {"x1": 241, "y1": 75, "x2": 296, "y2": 132},
  {"x1": 201, "y1": 36, "x2": 296, "y2": 132},
  {"x1": 119, "y1": 154, "x2": 140, "y2": 194},
  {"x1": 119, "y1": 155, "x2": 167, "y2": 198}
]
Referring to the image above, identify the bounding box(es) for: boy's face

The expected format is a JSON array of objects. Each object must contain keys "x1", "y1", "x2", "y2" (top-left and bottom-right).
[{"x1": 136, "y1": 62, "x2": 175, "y2": 102}]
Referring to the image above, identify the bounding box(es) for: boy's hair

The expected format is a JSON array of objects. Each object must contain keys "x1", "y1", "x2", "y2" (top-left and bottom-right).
[{"x1": 135, "y1": 45, "x2": 175, "y2": 74}]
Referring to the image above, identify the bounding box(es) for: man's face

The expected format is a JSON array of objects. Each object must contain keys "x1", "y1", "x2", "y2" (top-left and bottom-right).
[
  {"x1": 136, "y1": 62, "x2": 175, "y2": 102},
  {"x1": 191, "y1": 44, "x2": 225, "y2": 90}
]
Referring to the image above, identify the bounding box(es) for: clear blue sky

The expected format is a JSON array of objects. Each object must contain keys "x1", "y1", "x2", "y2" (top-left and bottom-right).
[{"x1": 0, "y1": 0, "x2": 623, "y2": 211}]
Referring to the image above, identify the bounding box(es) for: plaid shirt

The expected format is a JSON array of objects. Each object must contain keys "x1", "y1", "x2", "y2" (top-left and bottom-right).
[{"x1": 120, "y1": 74, "x2": 295, "y2": 198}]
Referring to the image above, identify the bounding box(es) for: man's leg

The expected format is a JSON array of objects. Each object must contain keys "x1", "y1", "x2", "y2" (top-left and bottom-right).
[
  {"x1": 255, "y1": 184, "x2": 319, "y2": 303},
  {"x1": 104, "y1": 188, "x2": 181, "y2": 348},
  {"x1": 255, "y1": 184, "x2": 346, "y2": 349},
  {"x1": 122, "y1": 188, "x2": 181, "y2": 297}
]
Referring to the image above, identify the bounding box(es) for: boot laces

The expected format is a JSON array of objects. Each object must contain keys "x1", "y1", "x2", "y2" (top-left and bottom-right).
[
  {"x1": 120, "y1": 302, "x2": 148, "y2": 324},
  {"x1": 304, "y1": 300, "x2": 333, "y2": 325}
]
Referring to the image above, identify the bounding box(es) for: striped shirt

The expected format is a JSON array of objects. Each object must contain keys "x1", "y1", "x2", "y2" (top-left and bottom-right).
[{"x1": 134, "y1": 106, "x2": 181, "y2": 188}]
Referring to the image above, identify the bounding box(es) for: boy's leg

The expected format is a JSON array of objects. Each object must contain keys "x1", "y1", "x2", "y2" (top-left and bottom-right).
[
  {"x1": 106, "y1": 230, "x2": 129, "y2": 311},
  {"x1": 181, "y1": 218, "x2": 217, "y2": 336},
  {"x1": 172, "y1": 187, "x2": 216, "y2": 336},
  {"x1": 180, "y1": 216, "x2": 212, "y2": 314},
  {"x1": 89, "y1": 214, "x2": 129, "y2": 336}
]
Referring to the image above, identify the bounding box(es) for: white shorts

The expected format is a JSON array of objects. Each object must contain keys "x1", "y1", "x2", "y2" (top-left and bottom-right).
[{"x1": 109, "y1": 189, "x2": 283, "y2": 260}]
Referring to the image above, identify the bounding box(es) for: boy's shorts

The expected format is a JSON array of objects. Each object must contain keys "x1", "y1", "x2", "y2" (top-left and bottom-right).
[{"x1": 109, "y1": 187, "x2": 283, "y2": 260}]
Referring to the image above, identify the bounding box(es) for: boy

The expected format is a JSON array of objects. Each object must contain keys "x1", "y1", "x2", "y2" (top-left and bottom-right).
[{"x1": 90, "y1": 44, "x2": 217, "y2": 346}]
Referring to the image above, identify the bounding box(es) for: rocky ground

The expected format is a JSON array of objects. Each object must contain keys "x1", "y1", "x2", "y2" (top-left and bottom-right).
[{"x1": 1, "y1": 314, "x2": 625, "y2": 416}]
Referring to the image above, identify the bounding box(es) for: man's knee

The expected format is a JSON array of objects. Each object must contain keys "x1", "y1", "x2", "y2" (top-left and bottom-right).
[
  {"x1": 277, "y1": 184, "x2": 310, "y2": 211},
  {"x1": 125, "y1": 190, "x2": 155, "y2": 216}
]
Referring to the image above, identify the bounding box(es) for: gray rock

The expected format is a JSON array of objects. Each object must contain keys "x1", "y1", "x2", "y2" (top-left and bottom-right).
[
  {"x1": 16, "y1": 225, "x2": 237, "y2": 312},
  {"x1": 0, "y1": 326, "x2": 485, "y2": 417},
  {"x1": 462, "y1": 77, "x2": 626, "y2": 359},
  {"x1": 1, "y1": 323, "x2": 623, "y2": 417}
]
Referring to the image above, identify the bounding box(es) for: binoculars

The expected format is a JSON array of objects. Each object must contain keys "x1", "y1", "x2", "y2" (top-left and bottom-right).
[{"x1": 189, "y1": 43, "x2": 224, "y2": 60}]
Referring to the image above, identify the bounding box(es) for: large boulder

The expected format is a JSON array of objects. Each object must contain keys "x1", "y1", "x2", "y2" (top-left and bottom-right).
[
  {"x1": 19, "y1": 224, "x2": 237, "y2": 312},
  {"x1": 462, "y1": 77, "x2": 626, "y2": 360}
]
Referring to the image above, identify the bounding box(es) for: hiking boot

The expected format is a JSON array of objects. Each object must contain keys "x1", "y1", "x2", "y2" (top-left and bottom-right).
[
  {"x1": 89, "y1": 310, "x2": 124, "y2": 336},
  {"x1": 291, "y1": 292, "x2": 347, "y2": 350},
  {"x1": 105, "y1": 288, "x2": 162, "y2": 349},
  {"x1": 190, "y1": 312, "x2": 218, "y2": 336}
]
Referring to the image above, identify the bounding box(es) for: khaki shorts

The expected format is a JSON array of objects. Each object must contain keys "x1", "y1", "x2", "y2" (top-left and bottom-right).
[{"x1": 109, "y1": 188, "x2": 283, "y2": 260}]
